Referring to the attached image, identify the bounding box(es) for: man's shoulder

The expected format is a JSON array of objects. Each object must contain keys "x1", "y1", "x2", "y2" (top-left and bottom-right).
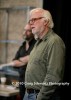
[
  {"x1": 20, "y1": 41, "x2": 26, "y2": 46},
  {"x1": 47, "y1": 31, "x2": 65, "y2": 47}
]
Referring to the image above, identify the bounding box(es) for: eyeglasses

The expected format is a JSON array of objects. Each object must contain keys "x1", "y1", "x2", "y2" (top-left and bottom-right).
[{"x1": 29, "y1": 17, "x2": 44, "y2": 24}]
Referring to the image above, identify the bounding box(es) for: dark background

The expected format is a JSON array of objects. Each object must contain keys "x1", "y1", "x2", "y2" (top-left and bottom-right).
[{"x1": 43, "y1": 0, "x2": 70, "y2": 99}]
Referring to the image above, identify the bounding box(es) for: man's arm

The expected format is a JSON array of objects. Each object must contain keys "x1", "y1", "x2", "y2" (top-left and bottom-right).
[
  {"x1": 0, "y1": 55, "x2": 29, "y2": 68},
  {"x1": 13, "y1": 55, "x2": 29, "y2": 67}
]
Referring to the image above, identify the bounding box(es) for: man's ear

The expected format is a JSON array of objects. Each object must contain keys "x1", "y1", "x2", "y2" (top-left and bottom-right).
[{"x1": 44, "y1": 19, "x2": 49, "y2": 26}]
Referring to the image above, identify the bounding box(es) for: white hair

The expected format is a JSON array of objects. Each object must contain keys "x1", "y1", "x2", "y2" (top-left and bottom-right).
[
  {"x1": 30, "y1": 8, "x2": 54, "y2": 28},
  {"x1": 43, "y1": 10, "x2": 54, "y2": 28}
]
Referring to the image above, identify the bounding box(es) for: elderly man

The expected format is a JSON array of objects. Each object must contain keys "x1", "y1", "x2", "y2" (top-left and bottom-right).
[{"x1": 24, "y1": 8, "x2": 65, "y2": 100}]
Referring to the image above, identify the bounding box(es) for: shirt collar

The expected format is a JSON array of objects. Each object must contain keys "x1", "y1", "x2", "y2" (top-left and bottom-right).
[{"x1": 42, "y1": 29, "x2": 53, "y2": 41}]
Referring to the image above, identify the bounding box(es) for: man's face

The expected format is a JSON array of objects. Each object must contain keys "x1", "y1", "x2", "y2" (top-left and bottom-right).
[
  {"x1": 23, "y1": 24, "x2": 33, "y2": 40},
  {"x1": 29, "y1": 11, "x2": 45, "y2": 38}
]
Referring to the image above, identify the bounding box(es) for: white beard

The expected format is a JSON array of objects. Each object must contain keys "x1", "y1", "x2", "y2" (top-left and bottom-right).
[{"x1": 34, "y1": 34, "x2": 38, "y2": 40}]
